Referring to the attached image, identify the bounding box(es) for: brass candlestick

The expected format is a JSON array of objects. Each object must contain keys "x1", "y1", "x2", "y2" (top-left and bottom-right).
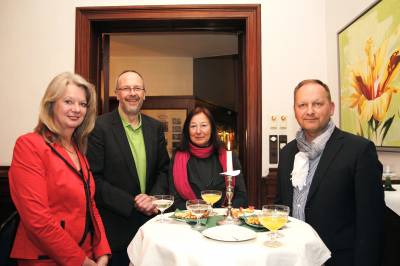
[{"x1": 218, "y1": 171, "x2": 241, "y2": 225}]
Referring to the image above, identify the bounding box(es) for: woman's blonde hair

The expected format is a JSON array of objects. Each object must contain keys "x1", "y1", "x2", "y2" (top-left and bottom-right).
[{"x1": 34, "y1": 72, "x2": 97, "y2": 153}]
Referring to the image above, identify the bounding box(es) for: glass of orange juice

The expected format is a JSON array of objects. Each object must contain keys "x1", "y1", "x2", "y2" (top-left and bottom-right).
[
  {"x1": 258, "y1": 205, "x2": 290, "y2": 247},
  {"x1": 201, "y1": 190, "x2": 222, "y2": 215}
]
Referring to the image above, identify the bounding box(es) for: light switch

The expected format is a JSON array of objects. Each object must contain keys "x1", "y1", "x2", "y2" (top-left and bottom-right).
[
  {"x1": 279, "y1": 135, "x2": 287, "y2": 150},
  {"x1": 269, "y1": 135, "x2": 278, "y2": 164},
  {"x1": 279, "y1": 115, "x2": 287, "y2": 129},
  {"x1": 270, "y1": 115, "x2": 278, "y2": 129}
]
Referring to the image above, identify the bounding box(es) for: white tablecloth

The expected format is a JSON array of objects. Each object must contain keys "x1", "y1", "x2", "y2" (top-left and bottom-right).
[
  {"x1": 127, "y1": 211, "x2": 331, "y2": 266},
  {"x1": 385, "y1": 185, "x2": 400, "y2": 216}
]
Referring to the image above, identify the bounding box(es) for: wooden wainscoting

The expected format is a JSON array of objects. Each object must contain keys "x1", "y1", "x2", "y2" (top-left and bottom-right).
[
  {"x1": 75, "y1": 4, "x2": 262, "y2": 207},
  {"x1": 259, "y1": 168, "x2": 278, "y2": 206},
  {"x1": 0, "y1": 166, "x2": 15, "y2": 224}
]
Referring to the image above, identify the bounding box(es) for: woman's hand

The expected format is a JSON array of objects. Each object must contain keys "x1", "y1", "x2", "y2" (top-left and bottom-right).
[
  {"x1": 96, "y1": 254, "x2": 109, "y2": 266},
  {"x1": 82, "y1": 256, "x2": 97, "y2": 266}
]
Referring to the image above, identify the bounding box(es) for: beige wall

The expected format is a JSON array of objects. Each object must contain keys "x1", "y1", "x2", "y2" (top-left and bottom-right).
[
  {"x1": 109, "y1": 56, "x2": 193, "y2": 96},
  {"x1": 1, "y1": 0, "x2": 398, "y2": 176},
  {"x1": 262, "y1": 0, "x2": 327, "y2": 172}
]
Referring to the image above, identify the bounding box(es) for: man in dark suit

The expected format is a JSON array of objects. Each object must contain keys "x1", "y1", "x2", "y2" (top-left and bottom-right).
[
  {"x1": 276, "y1": 79, "x2": 384, "y2": 266},
  {"x1": 87, "y1": 70, "x2": 170, "y2": 266}
]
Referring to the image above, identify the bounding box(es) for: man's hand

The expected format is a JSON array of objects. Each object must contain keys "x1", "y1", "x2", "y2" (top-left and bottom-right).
[{"x1": 134, "y1": 194, "x2": 158, "y2": 216}]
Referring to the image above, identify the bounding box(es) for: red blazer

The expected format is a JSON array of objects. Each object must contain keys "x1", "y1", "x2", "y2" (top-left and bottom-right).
[{"x1": 8, "y1": 132, "x2": 110, "y2": 265}]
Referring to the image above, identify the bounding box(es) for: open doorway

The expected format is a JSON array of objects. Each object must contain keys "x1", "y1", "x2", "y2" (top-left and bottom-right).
[
  {"x1": 75, "y1": 4, "x2": 262, "y2": 207},
  {"x1": 106, "y1": 32, "x2": 239, "y2": 156}
]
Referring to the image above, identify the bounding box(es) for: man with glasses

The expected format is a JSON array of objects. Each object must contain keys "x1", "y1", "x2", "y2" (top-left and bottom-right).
[{"x1": 87, "y1": 70, "x2": 170, "y2": 265}]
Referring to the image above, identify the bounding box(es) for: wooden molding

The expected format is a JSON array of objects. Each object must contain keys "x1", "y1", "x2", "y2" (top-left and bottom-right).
[
  {"x1": 0, "y1": 165, "x2": 9, "y2": 178},
  {"x1": 75, "y1": 4, "x2": 262, "y2": 206},
  {"x1": 0, "y1": 166, "x2": 11, "y2": 197},
  {"x1": 0, "y1": 166, "x2": 14, "y2": 223},
  {"x1": 259, "y1": 168, "x2": 278, "y2": 205}
]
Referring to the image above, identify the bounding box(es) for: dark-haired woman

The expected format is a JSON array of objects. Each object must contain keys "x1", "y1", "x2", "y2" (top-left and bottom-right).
[{"x1": 168, "y1": 106, "x2": 248, "y2": 210}]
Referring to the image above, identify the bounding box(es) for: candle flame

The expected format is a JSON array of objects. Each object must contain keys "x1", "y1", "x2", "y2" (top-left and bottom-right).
[{"x1": 227, "y1": 141, "x2": 231, "y2": 151}]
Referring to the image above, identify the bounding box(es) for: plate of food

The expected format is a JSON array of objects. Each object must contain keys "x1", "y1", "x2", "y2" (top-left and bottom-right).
[
  {"x1": 241, "y1": 215, "x2": 265, "y2": 229},
  {"x1": 171, "y1": 209, "x2": 209, "y2": 224},
  {"x1": 231, "y1": 206, "x2": 256, "y2": 218}
]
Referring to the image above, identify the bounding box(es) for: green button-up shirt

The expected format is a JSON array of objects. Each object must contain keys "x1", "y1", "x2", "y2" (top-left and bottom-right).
[{"x1": 118, "y1": 108, "x2": 147, "y2": 193}]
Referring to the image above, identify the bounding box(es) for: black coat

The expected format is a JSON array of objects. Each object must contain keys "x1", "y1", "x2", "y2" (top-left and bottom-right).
[
  {"x1": 276, "y1": 128, "x2": 384, "y2": 266},
  {"x1": 87, "y1": 110, "x2": 170, "y2": 251}
]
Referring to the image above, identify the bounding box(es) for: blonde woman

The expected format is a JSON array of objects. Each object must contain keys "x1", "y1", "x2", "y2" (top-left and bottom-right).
[{"x1": 8, "y1": 72, "x2": 110, "y2": 266}]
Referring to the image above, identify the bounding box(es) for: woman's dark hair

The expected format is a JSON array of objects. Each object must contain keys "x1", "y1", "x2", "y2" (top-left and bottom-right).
[{"x1": 178, "y1": 106, "x2": 221, "y2": 153}]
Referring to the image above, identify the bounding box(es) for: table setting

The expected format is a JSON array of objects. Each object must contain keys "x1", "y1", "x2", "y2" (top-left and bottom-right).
[
  {"x1": 128, "y1": 202, "x2": 331, "y2": 266},
  {"x1": 128, "y1": 153, "x2": 330, "y2": 266}
]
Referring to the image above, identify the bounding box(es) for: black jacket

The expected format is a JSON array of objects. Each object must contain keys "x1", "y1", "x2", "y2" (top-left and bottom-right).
[
  {"x1": 87, "y1": 110, "x2": 170, "y2": 251},
  {"x1": 276, "y1": 128, "x2": 384, "y2": 266}
]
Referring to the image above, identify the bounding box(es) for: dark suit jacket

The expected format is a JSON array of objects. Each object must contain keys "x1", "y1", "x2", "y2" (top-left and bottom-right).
[
  {"x1": 87, "y1": 110, "x2": 170, "y2": 251},
  {"x1": 276, "y1": 128, "x2": 384, "y2": 266}
]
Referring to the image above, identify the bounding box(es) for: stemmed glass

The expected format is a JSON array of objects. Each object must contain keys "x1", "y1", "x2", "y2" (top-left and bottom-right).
[
  {"x1": 186, "y1": 199, "x2": 209, "y2": 231},
  {"x1": 152, "y1": 195, "x2": 174, "y2": 223},
  {"x1": 258, "y1": 204, "x2": 290, "y2": 247},
  {"x1": 200, "y1": 190, "x2": 222, "y2": 215}
]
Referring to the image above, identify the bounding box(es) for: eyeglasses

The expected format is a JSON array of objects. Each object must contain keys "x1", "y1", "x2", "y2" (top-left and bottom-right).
[{"x1": 117, "y1": 86, "x2": 145, "y2": 93}]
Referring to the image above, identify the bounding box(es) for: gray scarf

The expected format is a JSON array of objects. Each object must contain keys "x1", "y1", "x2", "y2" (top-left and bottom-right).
[
  {"x1": 291, "y1": 120, "x2": 335, "y2": 190},
  {"x1": 296, "y1": 120, "x2": 335, "y2": 159}
]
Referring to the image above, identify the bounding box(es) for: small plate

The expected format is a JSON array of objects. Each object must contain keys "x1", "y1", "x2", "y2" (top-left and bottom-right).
[{"x1": 202, "y1": 224, "x2": 256, "y2": 242}]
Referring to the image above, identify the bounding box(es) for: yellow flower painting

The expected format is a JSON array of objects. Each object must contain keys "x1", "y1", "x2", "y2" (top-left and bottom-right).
[{"x1": 339, "y1": 0, "x2": 400, "y2": 149}]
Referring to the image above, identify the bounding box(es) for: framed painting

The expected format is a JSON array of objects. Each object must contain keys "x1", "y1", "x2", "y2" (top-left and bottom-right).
[
  {"x1": 141, "y1": 108, "x2": 187, "y2": 156},
  {"x1": 338, "y1": 0, "x2": 400, "y2": 151}
]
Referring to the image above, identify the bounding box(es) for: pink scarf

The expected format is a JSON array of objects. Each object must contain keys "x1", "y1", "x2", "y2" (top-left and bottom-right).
[{"x1": 173, "y1": 143, "x2": 235, "y2": 200}]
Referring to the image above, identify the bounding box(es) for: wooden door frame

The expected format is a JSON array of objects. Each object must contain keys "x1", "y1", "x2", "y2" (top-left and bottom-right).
[{"x1": 75, "y1": 4, "x2": 262, "y2": 207}]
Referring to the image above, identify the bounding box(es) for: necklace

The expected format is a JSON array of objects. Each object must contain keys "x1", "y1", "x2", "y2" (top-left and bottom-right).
[
  {"x1": 62, "y1": 143, "x2": 75, "y2": 154},
  {"x1": 64, "y1": 147, "x2": 76, "y2": 154},
  {"x1": 65, "y1": 147, "x2": 75, "y2": 154}
]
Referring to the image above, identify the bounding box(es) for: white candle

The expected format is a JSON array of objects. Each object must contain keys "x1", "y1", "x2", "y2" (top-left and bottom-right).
[{"x1": 226, "y1": 141, "x2": 233, "y2": 173}]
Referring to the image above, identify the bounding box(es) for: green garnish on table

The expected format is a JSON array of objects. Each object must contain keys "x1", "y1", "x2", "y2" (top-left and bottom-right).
[{"x1": 172, "y1": 210, "x2": 267, "y2": 232}]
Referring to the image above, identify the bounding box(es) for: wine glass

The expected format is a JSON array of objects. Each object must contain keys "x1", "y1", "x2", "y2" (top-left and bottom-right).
[
  {"x1": 186, "y1": 199, "x2": 209, "y2": 231},
  {"x1": 152, "y1": 195, "x2": 174, "y2": 223},
  {"x1": 258, "y1": 204, "x2": 290, "y2": 247},
  {"x1": 200, "y1": 190, "x2": 222, "y2": 215}
]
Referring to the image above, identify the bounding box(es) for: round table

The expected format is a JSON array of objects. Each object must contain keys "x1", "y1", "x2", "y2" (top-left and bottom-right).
[{"x1": 127, "y1": 210, "x2": 330, "y2": 266}]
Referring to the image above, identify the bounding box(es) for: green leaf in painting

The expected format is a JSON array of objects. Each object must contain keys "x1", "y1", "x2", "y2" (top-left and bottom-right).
[{"x1": 380, "y1": 115, "x2": 395, "y2": 143}]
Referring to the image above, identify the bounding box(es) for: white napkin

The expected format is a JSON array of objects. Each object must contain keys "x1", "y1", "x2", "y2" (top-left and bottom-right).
[{"x1": 291, "y1": 152, "x2": 309, "y2": 191}]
